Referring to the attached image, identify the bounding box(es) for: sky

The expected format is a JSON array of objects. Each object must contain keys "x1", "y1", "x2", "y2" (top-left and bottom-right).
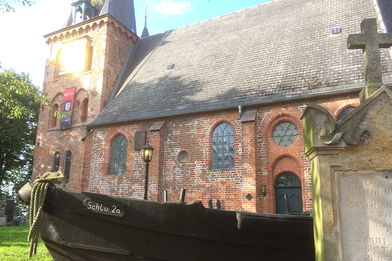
[{"x1": 0, "y1": 0, "x2": 268, "y2": 87}]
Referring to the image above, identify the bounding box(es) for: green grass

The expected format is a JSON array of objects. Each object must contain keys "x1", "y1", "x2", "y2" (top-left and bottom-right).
[{"x1": 0, "y1": 225, "x2": 52, "y2": 261}]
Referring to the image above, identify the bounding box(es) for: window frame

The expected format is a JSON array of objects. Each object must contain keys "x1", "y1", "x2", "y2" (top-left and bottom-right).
[
  {"x1": 211, "y1": 122, "x2": 235, "y2": 170},
  {"x1": 63, "y1": 150, "x2": 72, "y2": 182},
  {"x1": 53, "y1": 151, "x2": 61, "y2": 171},
  {"x1": 108, "y1": 135, "x2": 128, "y2": 175},
  {"x1": 271, "y1": 121, "x2": 299, "y2": 147}
]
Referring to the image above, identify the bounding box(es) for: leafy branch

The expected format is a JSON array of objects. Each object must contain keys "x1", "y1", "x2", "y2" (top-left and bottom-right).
[{"x1": 0, "y1": 0, "x2": 33, "y2": 12}]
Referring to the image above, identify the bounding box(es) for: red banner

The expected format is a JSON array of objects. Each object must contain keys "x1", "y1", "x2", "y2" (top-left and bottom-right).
[{"x1": 61, "y1": 87, "x2": 76, "y2": 130}]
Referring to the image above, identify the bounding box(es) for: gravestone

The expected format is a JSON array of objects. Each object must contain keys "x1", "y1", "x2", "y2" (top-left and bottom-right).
[
  {"x1": 0, "y1": 200, "x2": 6, "y2": 226},
  {"x1": 302, "y1": 19, "x2": 392, "y2": 261},
  {"x1": 5, "y1": 199, "x2": 15, "y2": 223}
]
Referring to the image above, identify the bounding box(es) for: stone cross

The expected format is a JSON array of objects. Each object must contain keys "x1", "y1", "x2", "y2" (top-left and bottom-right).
[{"x1": 347, "y1": 18, "x2": 392, "y2": 99}]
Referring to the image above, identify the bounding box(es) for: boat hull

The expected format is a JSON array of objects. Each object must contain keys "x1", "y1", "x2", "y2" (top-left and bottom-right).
[{"x1": 38, "y1": 188, "x2": 314, "y2": 260}]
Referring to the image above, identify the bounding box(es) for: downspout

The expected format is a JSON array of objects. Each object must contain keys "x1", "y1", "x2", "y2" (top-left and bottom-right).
[{"x1": 238, "y1": 105, "x2": 243, "y2": 211}]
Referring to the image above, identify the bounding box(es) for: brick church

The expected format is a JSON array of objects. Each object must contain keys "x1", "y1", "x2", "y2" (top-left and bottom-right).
[{"x1": 33, "y1": 0, "x2": 392, "y2": 213}]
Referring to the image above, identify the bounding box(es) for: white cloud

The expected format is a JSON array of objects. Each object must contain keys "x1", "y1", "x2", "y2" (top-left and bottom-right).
[{"x1": 154, "y1": 0, "x2": 193, "y2": 15}]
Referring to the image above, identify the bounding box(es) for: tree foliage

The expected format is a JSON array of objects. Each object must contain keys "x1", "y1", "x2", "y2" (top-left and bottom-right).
[
  {"x1": 0, "y1": 0, "x2": 103, "y2": 13},
  {"x1": 91, "y1": 0, "x2": 104, "y2": 6},
  {"x1": 0, "y1": 70, "x2": 40, "y2": 206},
  {"x1": 0, "y1": 0, "x2": 33, "y2": 12}
]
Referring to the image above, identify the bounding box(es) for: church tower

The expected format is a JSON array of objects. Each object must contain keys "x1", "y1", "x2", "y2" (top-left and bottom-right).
[{"x1": 33, "y1": 0, "x2": 138, "y2": 191}]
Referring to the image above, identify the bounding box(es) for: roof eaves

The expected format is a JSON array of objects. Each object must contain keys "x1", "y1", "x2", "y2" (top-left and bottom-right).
[
  {"x1": 89, "y1": 85, "x2": 363, "y2": 128},
  {"x1": 44, "y1": 13, "x2": 138, "y2": 40}
]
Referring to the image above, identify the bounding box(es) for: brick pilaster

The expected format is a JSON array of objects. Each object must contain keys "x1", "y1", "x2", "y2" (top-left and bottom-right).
[
  {"x1": 148, "y1": 122, "x2": 165, "y2": 201},
  {"x1": 241, "y1": 116, "x2": 257, "y2": 212}
]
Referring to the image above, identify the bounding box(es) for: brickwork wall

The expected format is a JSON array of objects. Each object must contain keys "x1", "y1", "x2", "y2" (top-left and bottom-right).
[
  {"x1": 86, "y1": 111, "x2": 245, "y2": 210},
  {"x1": 161, "y1": 111, "x2": 243, "y2": 210},
  {"x1": 256, "y1": 95, "x2": 359, "y2": 213},
  {"x1": 33, "y1": 16, "x2": 136, "y2": 191},
  {"x1": 101, "y1": 17, "x2": 136, "y2": 110},
  {"x1": 88, "y1": 122, "x2": 151, "y2": 197},
  {"x1": 84, "y1": 93, "x2": 359, "y2": 213}
]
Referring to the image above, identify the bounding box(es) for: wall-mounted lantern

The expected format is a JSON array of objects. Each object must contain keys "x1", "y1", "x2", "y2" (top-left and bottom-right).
[
  {"x1": 261, "y1": 185, "x2": 267, "y2": 196},
  {"x1": 142, "y1": 140, "x2": 154, "y2": 200}
]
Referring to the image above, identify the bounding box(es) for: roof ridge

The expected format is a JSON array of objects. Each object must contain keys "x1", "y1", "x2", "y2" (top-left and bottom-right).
[{"x1": 152, "y1": 0, "x2": 276, "y2": 36}]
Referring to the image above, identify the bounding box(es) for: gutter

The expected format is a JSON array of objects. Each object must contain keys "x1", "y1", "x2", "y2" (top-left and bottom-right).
[{"x1": 89, "y1": 85, "x2": 363, "y2": 128}]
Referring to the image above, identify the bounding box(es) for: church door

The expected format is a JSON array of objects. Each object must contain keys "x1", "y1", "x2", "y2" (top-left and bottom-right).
[{"x1": 275, "y1": 173, "x2": 303, "y2": 215}]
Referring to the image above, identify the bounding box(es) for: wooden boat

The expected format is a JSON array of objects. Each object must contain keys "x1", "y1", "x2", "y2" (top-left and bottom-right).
[{"x1": 19, "y1": 184, "x2": 314, "y2": 261}]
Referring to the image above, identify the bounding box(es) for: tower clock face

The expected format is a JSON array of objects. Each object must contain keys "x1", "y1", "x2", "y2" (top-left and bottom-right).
[{"x1": 272, "y1": 121, "x2": 299, "y2": 147}]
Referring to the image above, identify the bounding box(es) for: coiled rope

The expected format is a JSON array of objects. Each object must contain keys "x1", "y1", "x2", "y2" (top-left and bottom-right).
[
  {"x1": 28, "y1": 179, "x2": 50, "y2": 258},
  {"x1": 27, "y1": 170, "x2": 63, "y2": 258}
]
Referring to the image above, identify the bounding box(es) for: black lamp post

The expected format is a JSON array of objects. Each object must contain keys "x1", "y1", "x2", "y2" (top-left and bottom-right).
[{"x1": 142, "y1": 140, "x2": 153, "y2": 200}]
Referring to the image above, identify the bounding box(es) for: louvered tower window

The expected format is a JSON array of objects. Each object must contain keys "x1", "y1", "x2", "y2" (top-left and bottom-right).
[
  {"x1": 81, "y1": 98, "x2": 88, "y2": 122},
  {"x1": 212, "y1": 123, "x2": 234, "y2": 170},
  {"x1": 109, "y1": 135, "x2": 128, "y2": 175},
  {"x1": 50, "y1": 104, "x2": 59, "y2": 128}
]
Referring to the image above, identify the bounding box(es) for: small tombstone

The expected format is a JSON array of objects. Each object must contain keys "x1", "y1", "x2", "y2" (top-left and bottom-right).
[
  {"x1": 5, "y1": 199, "x2": 15, "y2": 223},
  {"x1": 302, "y1": 19, "x2": 392, "y2": 261},
  {"x1": 0, "y1": 201, "x2": 6, "y2": 226}
]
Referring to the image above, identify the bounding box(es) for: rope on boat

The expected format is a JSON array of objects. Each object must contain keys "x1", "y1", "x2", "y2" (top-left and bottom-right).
[
  {"x1": 27, "y1": 170, "x2": 64, "y2": 258},
  {"x1": 28, "y1": 179, "x2": 50, "y2": 257}
]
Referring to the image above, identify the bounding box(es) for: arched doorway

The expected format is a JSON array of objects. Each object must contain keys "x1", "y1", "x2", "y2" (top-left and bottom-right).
[{"x1": 275, "y1": 173, "x2": 303, "y2": 214}]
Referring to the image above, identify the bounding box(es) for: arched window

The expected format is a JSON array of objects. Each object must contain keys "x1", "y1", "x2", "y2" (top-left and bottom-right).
[
  {"x1": 212, "y1": 123, "x2": 234, "y2": 170},
  {"x1": 272, "y1": 121, "x2": 299, "y2": 147},
  {"x1": 337, "y1": 106, "x2": 356, "y2": 121},
  {"x1": 53, "y1": 151, "x2": 60, "y2": 171},
  {"x1": 109, "y1": 135, "x2": 128, "y2": 175},
  {"x1": 72, "y1": 100, "x2": 80, "y2": 125},
  {"x1": 64, "y1": 150, "x2": 72, "y2": 182},
  {"x1": 275, "y1": 173, "x2": 303, "y2": 214},
  {"x1": 50, "y1": 104, "x2": 59, "y2": 128},
  {"x1": 55, "y1": 50, "x2": 62, "y2": 75},
  {"x1": 81, "y1": 98, "x2": 88, "y2": 123}
]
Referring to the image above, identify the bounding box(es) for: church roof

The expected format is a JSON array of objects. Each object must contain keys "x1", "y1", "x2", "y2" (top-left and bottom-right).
[{"x1": 90, "y1": 0, "x2": 392, "y2": 127}]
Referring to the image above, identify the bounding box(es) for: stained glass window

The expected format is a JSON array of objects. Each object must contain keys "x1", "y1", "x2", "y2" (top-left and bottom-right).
[
  {"x1": 337, "y1": 106, "x2": 355, "y2": 121},
  {"x1": 275, "y1": 173, "x2": 301, "y2": 187},
  {"x1": 272, "y1": 121, "x2": 299, "y2": 147},
  {"x1": 64, "y1": 150, "x2": 72, "y2": 182},
  {"x1": 212, "y1": 123, "x2": 234, "y2": 170},
  {"x1": 53, "y1": 151, "x2": 60, "y2": 171},
  {"x1": 109, "y1": 135, "x2": 128, "y2": 175}
]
